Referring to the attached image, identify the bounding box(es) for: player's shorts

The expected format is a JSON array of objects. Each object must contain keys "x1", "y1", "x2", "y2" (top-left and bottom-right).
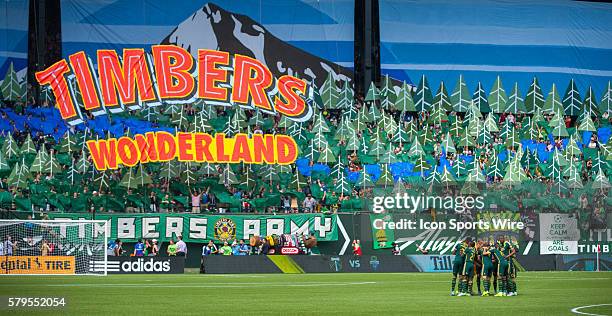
[
  {"x1": 481, "y1": 263, "x2": 494, "y2": 277},
  {"x1": 462, "y1": 262, "x2": 474, "y2": 278},
  {"x1": 452, "y1": 261, "x2": 463, "y2": 275},
  {"x1": 497, "y1": 262, "x2": 509, "y2": 276},
  {"x1": 508, "y1": 258, "x2": 517, "y2": 277}
]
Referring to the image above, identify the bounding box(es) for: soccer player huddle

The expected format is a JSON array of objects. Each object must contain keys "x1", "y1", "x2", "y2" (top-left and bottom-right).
[{"x1": 451, "y1": 236, "x2": 519, "y2": 297}]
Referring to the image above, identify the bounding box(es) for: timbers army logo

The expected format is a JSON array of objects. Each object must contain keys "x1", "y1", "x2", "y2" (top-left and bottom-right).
[{"x1": 214, "y1": 218, "x2": 237, "y2": 242}]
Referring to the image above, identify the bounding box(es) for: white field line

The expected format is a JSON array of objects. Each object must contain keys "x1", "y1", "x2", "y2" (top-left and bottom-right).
[
  {"x1": 39, "y1": 281, "x2": 377, "y2": 288},
  {"x1": 571, "y1": 304, "x2": 612, "y2": 316}
]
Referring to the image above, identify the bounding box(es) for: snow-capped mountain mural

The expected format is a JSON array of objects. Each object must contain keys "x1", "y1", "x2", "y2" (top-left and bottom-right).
[
  {"x1": 61, "y1": 0, "x2": 355, "y2": 89},
  {"x1": 161, "y1": 3, "x2": 353, "y2": 89}
]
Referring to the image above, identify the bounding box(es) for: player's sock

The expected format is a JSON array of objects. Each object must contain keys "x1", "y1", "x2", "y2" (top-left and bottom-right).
[
  {"x1": 513, "y1": 280, "x2": 517, "y2": 294},
  {"x1": 476, "y1": 277, "x2": 481, "y2": 293},
  {"x1": 468, "y1": 281, "x2": 473, "y2": 294},
  {"x1": 484, "y1": 279, "x2": 490, "y2": 293},
  {"x1": 498, "y1": 279, "x2": 504, "y2": 294},
  {"x1": 451, "y1": 277, "x2": 457, "y2": 293},
  {"x1": 493, "y1": 277, "x2": 498, "y2": 292}
]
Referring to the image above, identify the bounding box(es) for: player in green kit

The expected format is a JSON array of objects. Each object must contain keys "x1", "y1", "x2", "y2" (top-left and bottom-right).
[
  {"x1": 490, "y1": 241, "x2": 509, "y2": 296},
  {"x1": 457, "y1": 241, "x2": 475, "y2": 296},
  {"x1": 507, "y1": 239, "x2": 519, "y2": 296},
  {"x1": 450, "y1": 238, "x2": 469, "y2": 296},
  {"x1": 479, "y1": 242, "x2": 495, "y2": 296},
  {"x1": 498, "y1": 236, "x2": 515, "y2": 296},
  {"x1": 473, "y1": 240, "x2": 483, "y2": 295}
]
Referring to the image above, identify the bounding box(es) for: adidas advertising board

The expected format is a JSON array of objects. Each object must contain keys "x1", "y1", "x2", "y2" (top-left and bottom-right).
[{"x1": 89, "y1": 257, "x2": 185, "y2": 274}]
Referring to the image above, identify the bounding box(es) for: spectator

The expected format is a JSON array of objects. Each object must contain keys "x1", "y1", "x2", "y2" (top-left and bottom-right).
[
  {"x1": 201, "y1": 240, "x2": 218, "y2": 273},
  {"x1": 392, "y1": 242, "x2": 400, "y2": 255},
  {"x1": 167, "y1": 240, "x2": 177, "y2": 256},
  {"x1": 219, "y1": 241, "x2": 232, "y2": 255},
  {"x1": 176, "y1": 235, "x2": 187, "y2": 257},
  {"x1": 237, "y1": 239, "x2": 249, "y2": 256},
  {"x1": 160, "y1": 194, "x2": 172, "y2": 213},
  {"x1": 149, "y1": 192, "x2": 159, "y2": 213},
  {"x1": 134, "y1": 239, "x2": 145, "y2": 257},
  {"x1": 149, "y1": 239, "x2": 159, "y2": 256},
  {"x1": 40, "y1": 239, "x2": 51, "y2": 256},
  {"x1": 190, "y1": 189, "x2": 202, "y2": 213},
  {"x1": 3, "y1": 235, "x2": 16, "y2": 256},
  {"x1": 113, "y1": 239, "x2": 124, "y2": 256},
  {"x1": 231, "y1": 240, "x2": 240, "y2": 255},
  {"x1": 261, "y1": 238, "x2": 270, "y2": 255},
  {"x1": 201, "y1": 187, "x2": 210, "y2": 210},
  {"x1": 281, "y1": 196, "x2": 291, "y2": 213},
  {"x1": 202, "y1": 240, "x2": 218, "y2": 256},
  {"x1": 352, "y1": 240, "x2": 362, "y2": 256},
  {"x1": 303, "y1": 194, "x2": 317, "y2": 212}
]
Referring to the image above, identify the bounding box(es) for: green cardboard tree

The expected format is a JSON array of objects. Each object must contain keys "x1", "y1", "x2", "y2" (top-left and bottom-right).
[
  {"x1": 562, "y1": 79, "x2": 583, "y2": 116},
  {"x1": 451, "y1": 75, "x2": 471, "y2": 113},
  {"x1": 394, "y1": 82, "x2": 416, "y2": 112},
  {"x1": 582, "y1": 86, "x2": 599, "y2": 118},
  {"x1": 488, "y1": 76, "x2": 507, "y2": 113},
  {"x1": 472, "y1": 82, "x2": 491, "y2": 113},
  {"x1": 506, "y1": 82, "x2": 527, "y2": 113},
  {"x1": 525, "y1": 77, "x2": 544, "y2": 113},
  {"x1": 543, "y1": 83, "x2": 564, "y2": 114},
  {"x1": 0, "y1": 63, "x2": 24, "y2": 101},
  {"x1": 414, "y1": 75, "x2": 433, "y2": 112},
  {"x1": 20, "y1": 134, "x2": 37, "y2": 155},
  {"x1": 598, "y1": 80, "x2": 612, "y2": 115},
  {"x1": 320, "y1": 72, "x2": 340, "y2": 109},
  {"x1": 432, "y1": 81, "x2": 452, "y2": 112},
  {"x1": 364, "y1": 81, "x2": 381, "y2": 103}
]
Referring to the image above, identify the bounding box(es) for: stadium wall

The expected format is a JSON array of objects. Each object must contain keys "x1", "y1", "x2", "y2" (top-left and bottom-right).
[
  {"x1": 202, "y1": 255, "x2": 420, "y2": 273},
  {"x1": 200, "y1": 254, "x2": 611, "y2": 273}
]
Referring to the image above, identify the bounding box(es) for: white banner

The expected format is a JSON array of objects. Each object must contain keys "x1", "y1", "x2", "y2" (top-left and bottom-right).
[
  {"x1": 540, "y1": 240, "x2": 578, "y2": 255},
  {"x1": 539, "y1": 213, "x2": 580, "y2": 254}
]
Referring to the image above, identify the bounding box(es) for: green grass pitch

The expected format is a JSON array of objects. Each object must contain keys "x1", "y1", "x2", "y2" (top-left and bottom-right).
[{"x1": 0, "y1": 271, "x2": 611, "y2": 315}]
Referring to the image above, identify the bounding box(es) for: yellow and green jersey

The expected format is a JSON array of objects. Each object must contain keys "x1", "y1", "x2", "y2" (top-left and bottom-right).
[
  {"x1": 499, "y1": 241, "x2": 512, "y2": 257},
  {"x1": 464, "y1": 247, "x2": 475, "y2": 264},
  {"x1": 511, "y1": 241, "x2": 519, "y2": 258},
  {"x1": 453, "y1": 242, "x2": 466, "y2": 264},
  {"x1": 490, "y1": 247, "x2": 508, "y2": 265},
  {"x1": 480, "y1": 247, "x2": 493, "y2": 266}
]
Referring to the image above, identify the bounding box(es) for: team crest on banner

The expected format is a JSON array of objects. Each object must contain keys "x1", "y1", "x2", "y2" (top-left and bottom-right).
[{"x1": 214, "y1": 218, "x2": 237, "y2": 242}]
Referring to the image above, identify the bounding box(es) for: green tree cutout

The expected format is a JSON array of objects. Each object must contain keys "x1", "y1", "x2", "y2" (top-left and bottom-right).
[
  {"x1": 598, "y1": 81, "x2": 612, "y2": 115},
  {"x1": 488, "y1": 76, "x2": 507, "y2": 113},
  {"x1": 525, "y1": 77, "x2": 544, "y2": 113},
  {"x1": 414, "y1": 75, "x2": 433, "y2": 112},
  {"x1": 451, "y1": 75, "x2": 471, "y2": 113},
  {"x1": 506, "y1": 82, "x2": 526, "y2": 113},
  {"x1": 0, "y1": 63, "x2": 24, "y2": 101},
  {"x1": 562, "y1": 79, "x2": 583, "y2": 116},
  {"x1": 543, "y1": 83, "x2": 564, "y2": 114}
]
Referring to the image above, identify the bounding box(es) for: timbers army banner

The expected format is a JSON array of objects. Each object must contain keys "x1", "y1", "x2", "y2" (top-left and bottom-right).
[{"x1": 49, "y1": 213, "x2": 338, "y2": 243}]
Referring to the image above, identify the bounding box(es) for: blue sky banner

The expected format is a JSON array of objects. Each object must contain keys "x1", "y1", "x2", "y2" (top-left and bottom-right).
[
  {"x1": 0, "y1": 0, "x2": 29, "y2": 76},
  {"x1": 380, "y1": 0, "x2": 612, "y2": 95}
]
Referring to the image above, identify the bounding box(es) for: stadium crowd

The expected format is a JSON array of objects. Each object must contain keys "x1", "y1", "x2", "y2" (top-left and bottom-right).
[{"x1": 0, "y1": 75, "x2": 610, "y2": 226}]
